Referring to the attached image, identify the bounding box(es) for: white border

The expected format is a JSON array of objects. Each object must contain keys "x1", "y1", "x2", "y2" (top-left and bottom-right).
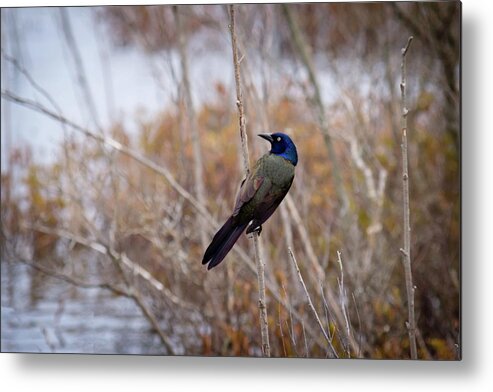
[{"x1": 1, "y1": 0, "x2": 492, "y2": 390}]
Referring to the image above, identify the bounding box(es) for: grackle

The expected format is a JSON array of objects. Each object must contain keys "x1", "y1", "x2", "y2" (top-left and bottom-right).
[{"x1": 202, "y1": 132, "x2": 298, "y2": 270}]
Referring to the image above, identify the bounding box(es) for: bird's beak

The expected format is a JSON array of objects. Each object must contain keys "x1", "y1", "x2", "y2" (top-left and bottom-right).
[{"x1": 258, "y1": 133, "x2": 274, "y2": 143}]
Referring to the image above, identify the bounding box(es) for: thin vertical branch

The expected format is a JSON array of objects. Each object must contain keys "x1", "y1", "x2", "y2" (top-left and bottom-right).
[
  {"x1": 1, "y1": 38, "x2": 12, "y2": 178},
  {"x1": 336, "y1": 250, "x2": 352, "y2": 358},
  {"x1": 301, "y1": 321, "x2": 309, "y2": 358},
  {"x1": 229, "y1": 4, "x2": 270, "y2": 357},
  {"x1": 277, "y1": 301, "x2": 287, "y2": 357},
  {"x1": 351, "y1": 292, "x2": 363, "y2": 358},
  {"x1": 280, "y1": 204, "x2": 300, "y2": 294},
  {"x1": 288, "y1": 247, "x2": 338, "y2": 358},
  {"x1": 92, "y1": 11, "x2": 115, "y2": 123},
  {"x1": 229, "y1": 5, "x2": 251, "y2": 175},
  {"x1": 253, "y1": 234, "x2": 270, "y2": 356},
  {"x1": 281, "y1": 4, "x2": 348, "y2": 211},
  {"x1": 174, "y1": 6, "x2": 208, "y2": 248},
  {"x1": 399, "y1": 36, "x2": 418, "y2": 360},
  {"x1": 285, "y1": 195, "x2": 325, "y2": 281},
  {"x1": 59, "y1": 8, "x2": 102, "y2": 132}
]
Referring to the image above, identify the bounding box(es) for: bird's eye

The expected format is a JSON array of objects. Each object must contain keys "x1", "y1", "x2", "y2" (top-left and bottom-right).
[{"x1": 277, "y1": 137, "x2": 281, "y2": 142}]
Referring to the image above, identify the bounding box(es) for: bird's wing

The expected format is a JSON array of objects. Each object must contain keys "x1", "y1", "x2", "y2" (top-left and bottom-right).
[{"x1": 232, "y1": 173, "x2": 268, "y2": 216}]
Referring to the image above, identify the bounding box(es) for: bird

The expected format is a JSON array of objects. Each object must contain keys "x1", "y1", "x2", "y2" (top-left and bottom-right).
[{"x1": 202, "y1": 132, "x2": 298, "y2": 270}]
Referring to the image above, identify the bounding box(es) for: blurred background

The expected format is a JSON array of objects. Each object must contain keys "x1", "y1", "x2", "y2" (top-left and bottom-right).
[{"x1": 1, "y1": 2, "x2": 459, "y2": 359}]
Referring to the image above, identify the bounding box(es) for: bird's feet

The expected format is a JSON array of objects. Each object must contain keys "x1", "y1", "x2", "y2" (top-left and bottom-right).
[{"x1": 246, "y1": 224, "x2": 262, "y2": 237}]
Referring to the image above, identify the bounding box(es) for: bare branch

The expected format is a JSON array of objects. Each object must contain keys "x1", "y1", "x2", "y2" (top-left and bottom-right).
[
  {"x1": 288, "y1": 247, "x2": 338, "y2": 358},
  {"x1": 285, "y1": 195, "x2": 325, "y2": 281},
  {"x1": 336, "y1": 250, "x2": 352, "y2": 358},
  {"x1": 229, "y1": 5, "x2": 251, "y2": 176},
  {"x1": 281, "y1": 4, "x2": 348, "y2": 210},
  {"x1": 399, "y1": 35, "x2": 418, "y2": 360},
  {"x1": 174, "y1": 6, "x2": 208, "y2": 248},
  {"x1": 59, "y1": 8, "x2": 102, "y2": 132},
  {"x1": 229, "y1": 4, "x2": 270, "y2": 357}
]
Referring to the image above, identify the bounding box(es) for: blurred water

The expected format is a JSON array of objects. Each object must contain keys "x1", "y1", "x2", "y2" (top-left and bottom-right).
[{"x1": 1, "y1": 261, "x2": 165, "y2": 354}]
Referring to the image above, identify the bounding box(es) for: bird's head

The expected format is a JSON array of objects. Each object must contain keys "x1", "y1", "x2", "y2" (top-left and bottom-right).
[{"x1": 258, "y1": 132, "x2": 298, "y2": 166}]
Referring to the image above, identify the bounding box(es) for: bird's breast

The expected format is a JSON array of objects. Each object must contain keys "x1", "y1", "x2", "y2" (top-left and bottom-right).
[{"x1": 262, "y1": 154, "x2": 295, "y2": 186}]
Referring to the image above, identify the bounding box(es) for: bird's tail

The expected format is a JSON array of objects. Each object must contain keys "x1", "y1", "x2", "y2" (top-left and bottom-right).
[{"x1": 202, "y1": 216, "x2": 248, "y2": 270}]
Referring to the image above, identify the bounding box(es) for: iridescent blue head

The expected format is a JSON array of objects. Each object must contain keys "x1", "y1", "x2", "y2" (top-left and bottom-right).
[{"x1": 258, "y1": 132, "x2": 298, "y2": 166}]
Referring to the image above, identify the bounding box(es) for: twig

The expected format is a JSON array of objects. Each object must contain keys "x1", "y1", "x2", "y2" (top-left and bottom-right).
[
  {"x1": 252, "y1": 234, "x2": 270, "y2": 356},
  {"x1": 301, "y1": 320, "x2": 309, "y2": 358},
  {"x1": 336, "y1": 250, "x2": 352, "y2": 358},
  {"x1": 319, "y1": 283, "x2": 334, "y2": 341},
  {"x1": 59, "y1": 8, "x2": 102, "y2": 132},
  {"x1": 351, "y1": 292, "x2": 363, "y2": 358},
  {"x1": 283, "y1": 319, "x2": 299, "y2": 357},
  {"x1": 91, "y1": 11, "x2": 115, "y2": 122},
  {"x1": 288, "y1": 247, "x2": 338, "y2": 358},
  {"x1": 285, "y1": 195, "x2": 325, "y2": 281},
  {"x1": 281, "y1": 4, "x2": 348, "y2": 210},
  {"x1": 281, "y1": 284, "x2": 297, "y2": 349},
  {"x1": 229, "y1": 4, "x2": 270, "y2": 357},
  {"x1": 277, "y1": 302, "x2": 287, "y2": 357},
  {"x1": 399, "y1": 35, "x2": 418, "y2": 359},
  {"x1": 1, "y1": 50, "x2": 66, "y2": 125},
  {"x1": 174, "y1": 5, "x2": 208, "y2": 248},
  {"x1": 280, "y1": 204, "x2": 299, "y2": 294},
  {"x1": 229, "y1": 5, "x2": 250, "y2": 176}
]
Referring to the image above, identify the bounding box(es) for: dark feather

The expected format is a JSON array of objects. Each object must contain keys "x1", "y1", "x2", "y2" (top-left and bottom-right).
[
  {"x1": 233, "y1": 174, "x2": 265, "y2": 216},
  {"x1": 202, "y1": 216, "x2": 248, "y2": 269},
  {"x1": 246, "y1": 177, "x2": 293, "y2": 234}
]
